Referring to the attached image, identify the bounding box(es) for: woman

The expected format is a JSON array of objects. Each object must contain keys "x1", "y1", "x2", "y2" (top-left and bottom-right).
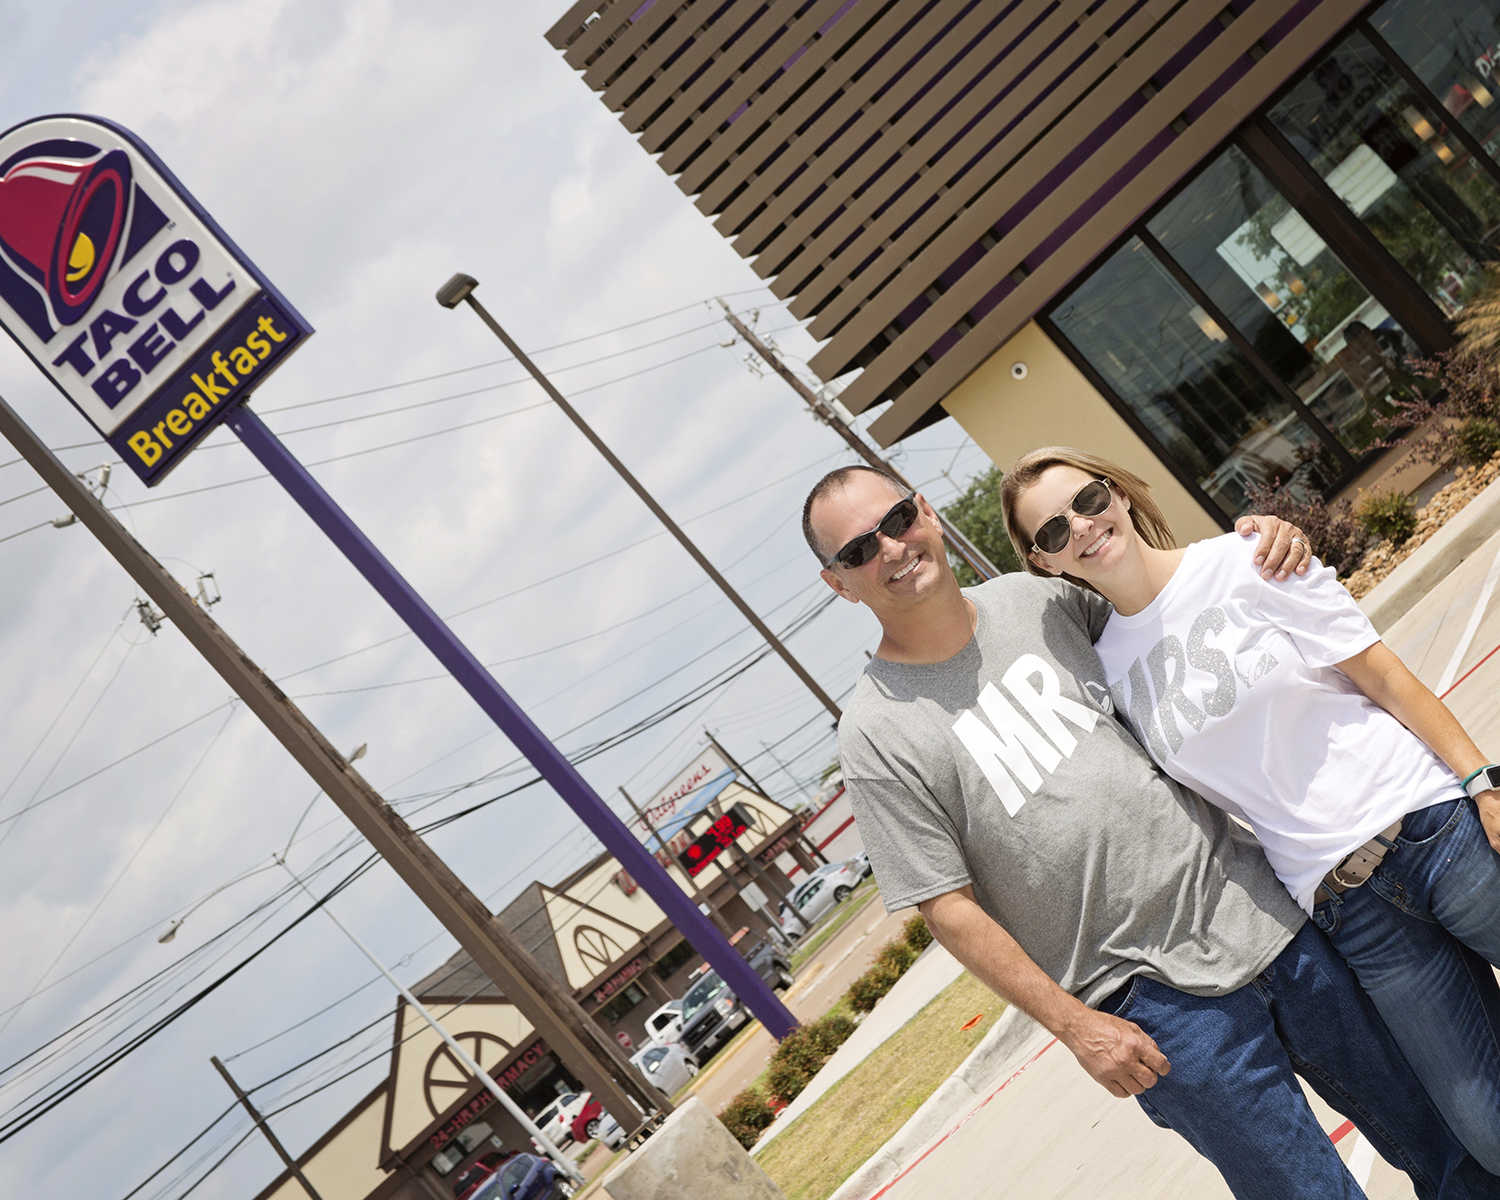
[{"x1": 1000, "y1": 446, "x2": 1500, "y2": 1172}]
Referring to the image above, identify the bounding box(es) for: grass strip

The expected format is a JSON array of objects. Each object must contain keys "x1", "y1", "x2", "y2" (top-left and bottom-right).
[{"x1": 755, "y1": 972, "x2": 1001, "y2": 1200}]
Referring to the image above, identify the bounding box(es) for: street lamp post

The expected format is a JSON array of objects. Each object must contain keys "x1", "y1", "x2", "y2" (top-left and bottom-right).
[
  {"x1": 271, "y1": 855, "x2": 587, "y2": 1184},
  {"x1": 432, "y1": 273, "x2": 799, "y2": 1042}
]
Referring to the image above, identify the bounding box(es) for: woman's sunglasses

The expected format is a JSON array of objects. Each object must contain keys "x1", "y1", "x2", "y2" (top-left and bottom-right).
[
  {"x1": 824, "y1": 493, "x2": 920, "y2": 569},
  {"x1": 1030, "y1": 478, "x2": 1114, "y2": 555}
]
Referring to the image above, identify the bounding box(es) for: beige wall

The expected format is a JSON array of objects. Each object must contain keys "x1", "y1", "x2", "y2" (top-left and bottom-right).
[
  {"x1": 387, "y1": 1001, "x2": 535, "y2": 1152},
  {"x1": 263, "y1": 1090, "x2": 388, "y2": 1200},
  {"x1": 940, "y1": 322, "x2": 1222, "y2": 546}
]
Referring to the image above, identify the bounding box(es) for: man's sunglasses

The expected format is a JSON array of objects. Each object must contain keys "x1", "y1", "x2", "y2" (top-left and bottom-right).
[
  {"x1": 824, "y1": 493, "x2": 920, "y2": 569},
  {"x1": 1030, "y1": 478, "x2": 1114, "y2": 555}
]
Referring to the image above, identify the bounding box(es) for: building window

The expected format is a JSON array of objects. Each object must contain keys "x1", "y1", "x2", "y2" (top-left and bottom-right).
[
  {"x1": 598, "y1": 982, "x2": 646, "y2": 1024},
  {"x1": 1045, "y1": 13, "x2": 1500, "y2": 519},
  {"x1": 652, "y1": 939, "x2": 696, "y2": 981},
  {"x1": 1368, "y1": 0, "x2": 1500, "y2": 150},
  {"x1": 1266, "y1": 28, "x2": 1500, "y2": 318}
]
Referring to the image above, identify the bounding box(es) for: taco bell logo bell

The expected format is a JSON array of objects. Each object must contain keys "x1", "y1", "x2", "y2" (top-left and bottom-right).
[{"x1": 0, "y1": 115, "x2": 312, "y2": 485}]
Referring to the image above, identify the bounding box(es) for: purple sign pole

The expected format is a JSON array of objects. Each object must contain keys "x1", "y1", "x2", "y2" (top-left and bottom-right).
[{"x1": 224, "y1": 406, "x2": 798, "y2": 1040}]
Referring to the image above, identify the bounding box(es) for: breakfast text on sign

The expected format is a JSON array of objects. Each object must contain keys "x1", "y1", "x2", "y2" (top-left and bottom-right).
[
  {"x1": 123, "y1": 314, "x2": 287, "y2": 467},
  {"x1": 102, "y1": 291, "x2": 304, "y2": 481}
]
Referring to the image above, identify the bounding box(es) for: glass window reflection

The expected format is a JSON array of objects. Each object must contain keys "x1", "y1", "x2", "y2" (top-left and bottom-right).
[
  {"x1": 1049, "y1": 238, "x2": 1329, "y2": 516},
  {"x1": 1268, "y1": 31, "x2": 1500, "y2": 316},
  {"x1": 1370, "y1": 0, "x2": 1500, "y2": 151},
  {"x1": 1146, "y1": 144, "x2": 1425, "y2": 459}
]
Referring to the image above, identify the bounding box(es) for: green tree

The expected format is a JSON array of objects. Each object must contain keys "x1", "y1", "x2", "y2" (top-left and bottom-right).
[{"x1": 941, "y1": 467, "x2": 1021, "y2": 586}]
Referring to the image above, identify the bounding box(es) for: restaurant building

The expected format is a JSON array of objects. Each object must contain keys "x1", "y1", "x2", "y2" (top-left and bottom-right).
[
  {"x1": 252, "y1": 751, "x2": 821, "y2": 1200},
  {"x1": 546, "y1": 0, "x2": 1500, "y2": 535}
]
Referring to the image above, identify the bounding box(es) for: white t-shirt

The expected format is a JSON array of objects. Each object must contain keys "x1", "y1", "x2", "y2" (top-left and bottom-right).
[{"x1": 1094, "y1": 533, "x2": 1461, "y2": 912}]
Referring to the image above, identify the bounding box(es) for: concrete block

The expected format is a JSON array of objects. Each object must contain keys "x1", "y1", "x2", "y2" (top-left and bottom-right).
[{"x1": 603, "y1": 1097, "x2": 786, "y2": 1200}]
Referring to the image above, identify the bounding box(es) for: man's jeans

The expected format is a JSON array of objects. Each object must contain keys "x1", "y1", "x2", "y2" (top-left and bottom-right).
[
  {"x1": 1313, "y1": 797, "x2": 1500, "y2": 1174},
  {"x1": 1099, "y1": 922, "x2": 1495, "y2": 1199}
]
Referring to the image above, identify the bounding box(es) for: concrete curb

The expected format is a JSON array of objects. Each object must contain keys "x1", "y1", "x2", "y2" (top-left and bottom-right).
[
  {"x1": 1359, "y1": 474, "x2": 1500, "y2": 632},
  {"x1": 823, "y1": 1002, "x2": 1053, "y2": 1200}
]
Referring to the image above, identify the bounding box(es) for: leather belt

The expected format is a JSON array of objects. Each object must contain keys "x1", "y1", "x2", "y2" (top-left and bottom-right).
[{"x1": 1321, "y1": 819, "x2": 1403, "y2": 895}]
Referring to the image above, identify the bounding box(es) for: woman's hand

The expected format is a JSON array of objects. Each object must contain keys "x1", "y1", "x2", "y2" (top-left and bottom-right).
[{"x1": 1235, "y1": 514, "x2": 1313, "y2": 580}]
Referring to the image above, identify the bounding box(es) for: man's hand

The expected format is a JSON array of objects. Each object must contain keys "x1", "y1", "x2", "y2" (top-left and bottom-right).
[
  {"x1": 1477, "y1": 789, "x2": 1500, "y2": 855},
  {"x1": 1057, "y1": 1006, "x2": 1171, "y2": 1098},
  {"x1": 1235, "y1": 514, "x2": 1312, "y2": 581}
]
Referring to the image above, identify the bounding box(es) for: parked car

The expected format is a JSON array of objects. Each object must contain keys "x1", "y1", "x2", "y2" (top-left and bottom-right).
[
  {"x1": 566, "y1": 1093, "x2": 612, "y2": 1146},
  {"x1": 742, "y1": 935, "x2": 795, "y2": 991},
  {"x1": 590, "y1": 1109, "x2": 629, "y2": 1151},
  {"x1": 851, "y1": 849, "x2": 872, "y2": 881},
  {"x1": 778, "y1": 859, "x2": 864, "y2": 939},
  {"x1": 677, "y1": 968, "x2": 750, "y2": 1063},
  {"x1": 452, "y1": 1152, "x2": 518, "y2": 1200},
  {"x1": 630, "y1": 1040, "x2": 699, "y2": 1096},
  {"x1": 642, "y1": 999, "x2": 683, "y2": 1045},
  {"x1": 469, "y1": 1152, "x2": 567, "y2": 1200},
  {"x1": 529, "y1": 1092, "x2": 588, "y2": 1150}
]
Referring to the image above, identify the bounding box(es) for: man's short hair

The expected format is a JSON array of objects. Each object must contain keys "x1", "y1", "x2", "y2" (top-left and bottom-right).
[{"x1": 801, "y1": 465, "x2": 908, "y2": 562}]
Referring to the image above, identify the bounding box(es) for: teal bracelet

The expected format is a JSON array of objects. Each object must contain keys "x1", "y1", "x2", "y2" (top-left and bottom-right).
[{"x1": 1461, "y1": 765, "x2": 1495, "y2": 789}]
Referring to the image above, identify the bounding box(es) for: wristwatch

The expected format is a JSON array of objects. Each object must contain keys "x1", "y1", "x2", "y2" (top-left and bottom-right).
[{"x1": 1463, "y1": 764, "x2": 1500, "y2": 799}]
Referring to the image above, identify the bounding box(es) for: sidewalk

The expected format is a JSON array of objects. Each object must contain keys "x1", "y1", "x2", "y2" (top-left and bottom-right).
[{"x1": 758, "y1": 483, "x2": 1500, "y2": 1200}]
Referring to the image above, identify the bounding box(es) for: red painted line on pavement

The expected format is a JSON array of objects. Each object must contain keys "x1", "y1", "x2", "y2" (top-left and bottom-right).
[
  {"x1": 1440, "y1": 642, "x2": 1500, "y2": 699},
  {"x1": 860, "y1": 1043, "x2": 1361, "y2": 1199},
  {"x1": 864, "y1": 1038, "x2": 1059, "y2": 1200}
]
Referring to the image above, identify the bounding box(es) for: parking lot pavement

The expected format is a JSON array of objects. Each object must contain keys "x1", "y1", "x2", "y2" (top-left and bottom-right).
[
  {"x1": 872, "y1": 1037, "x2": 1417, "y2": 1200},
  {"x1": 684, "y1": 893, "x2": 910, "y2": 1120}
]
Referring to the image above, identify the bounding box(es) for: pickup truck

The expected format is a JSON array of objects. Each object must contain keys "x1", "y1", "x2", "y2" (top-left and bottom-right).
[{"x1": 677, "y1": 940, "x2": 794, "y2": 1063}]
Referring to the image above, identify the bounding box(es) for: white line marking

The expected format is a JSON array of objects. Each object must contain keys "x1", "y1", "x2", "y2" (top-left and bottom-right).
[
  {"x1": 1435, "y1": 541, "x2": 1500, "y2": 694},
  {"x1": 1349, "y1": 1134, "x2": 1376, "y2": 1188}
]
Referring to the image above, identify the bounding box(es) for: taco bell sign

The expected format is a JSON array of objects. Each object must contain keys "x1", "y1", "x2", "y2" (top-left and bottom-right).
[{"x1": 0, "y1": 115, "x2": 311, "y2": 484}]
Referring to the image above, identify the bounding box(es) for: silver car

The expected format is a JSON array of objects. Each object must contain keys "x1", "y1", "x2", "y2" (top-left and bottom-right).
[
  {"x1": 778, "y1": 859, "x2": 863, "y2": 939},
  {"x1": 630, "y1": 1040, "x2": 699, "y2": 1095}
]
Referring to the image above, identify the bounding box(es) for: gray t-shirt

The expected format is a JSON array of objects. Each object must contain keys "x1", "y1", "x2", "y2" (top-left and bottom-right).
[{"x1": 839, "y1": 573, "x2": 1303, "y2": 1007}]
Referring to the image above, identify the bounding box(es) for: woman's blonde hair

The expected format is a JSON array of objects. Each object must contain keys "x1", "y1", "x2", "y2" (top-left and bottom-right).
[{"x1": 999, "y1": 447, "x2": 1177, "y2": 591}]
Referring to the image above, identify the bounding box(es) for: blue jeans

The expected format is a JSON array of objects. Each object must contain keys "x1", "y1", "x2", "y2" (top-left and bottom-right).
[
  {"x1": 1099, "y1": 921, "x2": 1496, "y2": 1199},
  {"x1": 1313, "y1": 797, "x2": 1500, "y2": 1174}
]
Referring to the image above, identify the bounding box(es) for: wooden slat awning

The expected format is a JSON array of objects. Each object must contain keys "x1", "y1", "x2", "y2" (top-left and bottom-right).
[{"x1": 546, "y1": 0, "x2": 1368, "y2": 444}]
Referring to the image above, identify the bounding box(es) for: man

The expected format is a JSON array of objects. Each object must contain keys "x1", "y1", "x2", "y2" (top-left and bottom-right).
[{"x1": 804, "y1": 465, "x2": 1492, "y2": 1199}]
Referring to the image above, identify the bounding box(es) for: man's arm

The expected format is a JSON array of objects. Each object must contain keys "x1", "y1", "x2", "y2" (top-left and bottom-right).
[
  {"x1": 919, "y1": 886, "x2": 1170, "y2": 1098},
  {"x1": 1234, "y1": 514, "x2": 1312, "y2": 581},
  {"x1": 1338, "y1": 641, "x2": 1500, "y2": 853}
]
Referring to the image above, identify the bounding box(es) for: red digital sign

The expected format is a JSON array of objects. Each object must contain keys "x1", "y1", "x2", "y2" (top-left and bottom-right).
[{"x1": 678, "y1": 803, "x2": 752, "y2": 876}]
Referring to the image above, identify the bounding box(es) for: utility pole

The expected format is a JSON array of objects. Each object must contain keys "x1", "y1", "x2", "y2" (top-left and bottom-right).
[
  {"x1": 617, "y1": 785, "x2": 735, "y2": 938},
  {"x1": 0, "y1": 391, "x2": 657, "y2": 1134},
  {"x1": 211, "y1": 1055, "x2": 323, "y2": 1200},
  {"x1": 717, "y1": 299, "x2": 1001, "y2": 581}
]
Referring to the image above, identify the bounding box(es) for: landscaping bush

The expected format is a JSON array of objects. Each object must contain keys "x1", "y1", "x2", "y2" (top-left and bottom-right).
[
  {"x1": 848, "y1": 959, "x2": 903, "y2": 1013},
  {"x1": 766, "y1": 1025, "x2": 825, "y2": 1105},
  {"x1": 1243, "y1": 481, "x2": 1368, "y2": 579},
  {"x1": 719, "y1": 1086, "x2": 776, "y2": 1149},
  {"x1": 902, "y1": 914, "x2": 934, "y2": 952},
  {"x1": 763, "y1": 1013, "x2": 860, "y2": 1105},
  {"x1": 1354, "y1": 489, "x2": 1418, "y2": 545},
  {"x1": 807, "y1": 1011, "x2": 856, "y2": 1057},
  {"x1": 1456, "y1": 417, "x2": 1500, "y2": 467},
  {"x1": 876, "y1": 939, "x2": 919, "y2": 974}
]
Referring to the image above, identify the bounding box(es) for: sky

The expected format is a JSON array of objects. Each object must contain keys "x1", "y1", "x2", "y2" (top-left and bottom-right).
[{"x1": 0, "y1": 3, "x2": 996, "y2": 1196}]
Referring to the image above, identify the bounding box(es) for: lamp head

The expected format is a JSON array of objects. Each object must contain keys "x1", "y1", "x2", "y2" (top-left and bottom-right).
[
  {"x1": 157, "y1": 919, "x2": 182, "y2": 944},
  {"x1": 436, "y1": 273, "x2": 478, "y2": 309}
]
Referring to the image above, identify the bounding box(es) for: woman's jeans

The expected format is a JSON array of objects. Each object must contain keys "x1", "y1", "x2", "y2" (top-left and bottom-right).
[
  {"x1": 1100, "y1": 921, "x2": 1496, "y2": 1199},
  {"x1": 1313, "y1": 796, "x2": 1500, "y2": 1174}
]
